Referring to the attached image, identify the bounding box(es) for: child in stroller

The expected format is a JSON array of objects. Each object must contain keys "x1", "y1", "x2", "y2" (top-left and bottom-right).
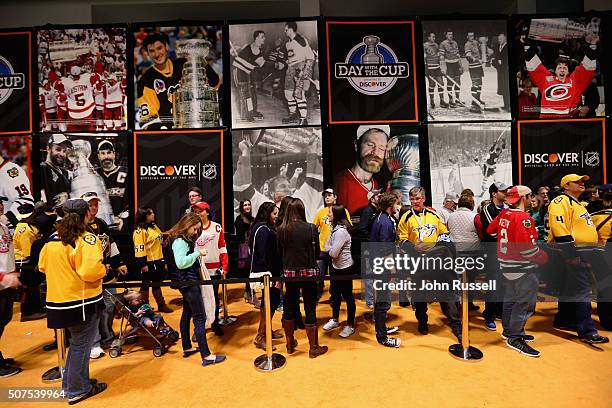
[{"x1": 108, "y1": 290, "x2": 179, "y2": 358}]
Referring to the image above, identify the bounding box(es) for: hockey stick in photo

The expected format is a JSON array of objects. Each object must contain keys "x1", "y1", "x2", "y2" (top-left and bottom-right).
[
  {"x1": 426, "y1": 73, "x2": 470, "y2": 109},
  {"x1": 442, "y1": 73, "x2": 500, "y2": 112}
]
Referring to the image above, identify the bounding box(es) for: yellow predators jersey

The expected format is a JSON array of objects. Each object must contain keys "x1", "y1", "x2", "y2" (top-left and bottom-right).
[
  {"x1": 547, "y1": 194, "x2": 598, "y2": 245},
  {"x1": 591, "y1": 209, "x2": 612, "y2": 245},
  {"x1": 38, "y1": 232, "x2": 106, "y2": 306},
  {"x1": 312, "y1": 207, "x2": 352, "y2": 252},
  {"x1": 397, "y1": 208, "x2": 450, "y2": 244},
  {"x1": 133, "y1": 224, "x2": 164, "y2": 262},
  {"x1": 13, "y1": 223, "x2": 40, "y2": 261}
]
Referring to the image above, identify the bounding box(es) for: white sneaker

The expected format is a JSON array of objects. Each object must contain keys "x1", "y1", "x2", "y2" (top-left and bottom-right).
[
  {"x1": 339, "y1": 325, "x2": 355, "y2": 338},
  {"x1": 323, "y1": 319, "x2": 340, "y2": 331},
  {"x1": 90, "y1": 346, "x2": 105, "y2": 359}
]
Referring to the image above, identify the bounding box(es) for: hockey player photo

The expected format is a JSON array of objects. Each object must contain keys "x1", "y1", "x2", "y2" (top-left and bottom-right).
[
  {"x1": 513, "y1": 16, "x2": 605, "y2": 119},
  {"x1": 0, "y1": 135, "x2": 34, "y2": 229},
  {"x1": 422, "y1": 20, "x2": 511, "y2": 121},
  {"x1": 133, "y1": 25, "x2": 223, "y2": 130},
  {"x1": 37, "y1": 27, "x2": 128, "y2": 131},
  {"x1": 232, "y1": 127, "x2": 323, "y2": 221},
  {"x1": 37, "y1": 133, "x2": 130, "y2": 230},
  {"x1": 428, "y1": 122, "x2": 512, "y2": 209},
  {"x1": 330, "y1": 125, "x2": 420, "y2": 218},
  {"x1": 229, "y1": 20, "x2": 320, "y2": 129}
]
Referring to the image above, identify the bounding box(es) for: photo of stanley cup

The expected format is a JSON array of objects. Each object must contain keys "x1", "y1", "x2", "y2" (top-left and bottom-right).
[
  {"x1": 173, "y1": 39, "x2": 220, "y2": 128},
  {"x1": 528, "y1": 17, "x2": 600, "y2": 44},
  {"x1": 386, "y1": 133, "x2": 420, "y2": 205},
  {"x1": 68, "y1": 139, "x2": 115, "y2": 226},
  {"x1": 362, "y1": 36, "x2": 383, "y2": 64}
]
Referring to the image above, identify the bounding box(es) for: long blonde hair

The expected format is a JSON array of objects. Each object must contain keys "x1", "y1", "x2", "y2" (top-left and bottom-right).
[{"x1": 163, "y1": 213, "x2": 202, "y2": 245}]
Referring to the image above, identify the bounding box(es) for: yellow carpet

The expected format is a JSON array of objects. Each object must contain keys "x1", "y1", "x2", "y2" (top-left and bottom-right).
[{"x1": 2, "y1": 284, "x2": 610, "y2": 408}]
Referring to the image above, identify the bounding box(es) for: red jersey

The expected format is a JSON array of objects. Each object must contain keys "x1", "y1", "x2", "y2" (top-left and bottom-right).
[
  {"x1": 333, "y1": 168, "x2": 379, "y2": 215},
  {"x1": 487, "y1": 208, "x2": 548, "y2": 271},
  {"x1": 526, "y1": 54, "x2": 595, "y2": 118}
]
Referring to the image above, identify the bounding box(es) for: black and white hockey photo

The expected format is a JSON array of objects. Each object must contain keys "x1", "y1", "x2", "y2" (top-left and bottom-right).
[
  {"x1": 232, "y1": 127, "x2": 323, "y2": 221},
  {"x1": 513, "y1": 16, "x2": 604, "y2": 119},
  {"x1": 421, "y1": 20, "x2": 511, "y2": 121},
  {"x1": 133, "y1": 25, "x2": 224, "y2": 130},
  {"x1": 37, "y1": 133, "x2": 130, "y2": 231},
  {"x1": 428, "y1": 122, "x2": 512, "y2": 210},
  {"x1": 229, "y1": 20, "x2": 320, "y2": 129},
  {"x1": 37, "y1": 27, "x2": 128, "y2": 132}
]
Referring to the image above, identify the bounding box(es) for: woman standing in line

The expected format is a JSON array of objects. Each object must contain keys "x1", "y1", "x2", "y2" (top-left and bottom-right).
[
  {"x1": 322, "y1": 204, "x2": 356, "y2": 338},
  {"x1": 277, "y1": 198, "x2": 327, "y2": 358},
  {"x1": 165, "y1": 213, "x2": 226, "y2": 366}
]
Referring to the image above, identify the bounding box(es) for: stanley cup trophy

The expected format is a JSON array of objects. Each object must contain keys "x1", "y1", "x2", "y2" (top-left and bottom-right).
[
  {"x1": 173, "y1": 39, "x2": 220, "y2": 128},
  {"x1": 528, "y1": 17, "x2": 600, "y2": 44},
  {"x1": 386, "y1": 134, "x2": 420, "y2": 206},
  {"x1": 68, "y1": 139, "x2": 114, "y2": 226},
  {"x1": 362, "y1": 36, "x2": 383, "y2": 64}
]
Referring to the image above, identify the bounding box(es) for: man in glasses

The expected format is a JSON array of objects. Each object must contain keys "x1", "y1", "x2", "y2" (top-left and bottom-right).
[
  {"x1": 549, "y1": 174, "x2": 609, "y2": 345},
  {"x1": 334, "y1": 125, "x2": 389, "y2": 216}
]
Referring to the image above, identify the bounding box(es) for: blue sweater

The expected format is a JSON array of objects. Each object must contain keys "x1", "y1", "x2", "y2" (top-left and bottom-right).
[{"x1": 170, "y1": 238, "x2": 201, "y2": 287}]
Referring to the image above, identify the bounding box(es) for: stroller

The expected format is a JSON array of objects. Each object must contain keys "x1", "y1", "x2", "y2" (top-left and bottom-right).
[{"x1": 106, "y1": 289, "x2": 179, "y2": 358}]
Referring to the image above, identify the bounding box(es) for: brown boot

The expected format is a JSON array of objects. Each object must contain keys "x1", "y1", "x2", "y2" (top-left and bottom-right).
[
  {"x1": 152, "y1": 288, "x2": 172, "y2": 313},
  {"x1": 253, "y1": 311, "x2": 276, "y2": 350},
  {"x1": 282, "y1": 319, "x2": 298, "y2": 354},
  {"x1": 305, "y1": 324, "x2": 328, "y2": 358}
]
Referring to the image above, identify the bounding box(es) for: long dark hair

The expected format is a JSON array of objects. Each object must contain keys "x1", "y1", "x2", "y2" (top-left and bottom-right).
[
  {"x1": 135, "y1": 207, "x2": 154, "y2": 229},
  {"x1": 331, "y1": 204, "x2": 352, "y2": 231},
  {"x1": 238, "y1": 200, "x2": 254, "y2": 224},
  {"x1": 255, "y1": 201, "x2": 277, "y2": 228},
  {"x1": 57, "y1": 213, "x2": 87, "y2": 246},
  {"x1": 278, "y1": 197, "x2": 306, "y2": 243},
  {"x1": 163, "y1": 213, "x2": 202, "y2": 245},
  {"x1": 277, "y1": 195, "x2": 293, "y2": 226}
]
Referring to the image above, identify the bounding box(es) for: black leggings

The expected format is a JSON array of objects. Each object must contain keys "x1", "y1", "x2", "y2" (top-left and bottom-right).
[
  {"x1": 260, "y1": 286, "x2": 282, "y2": 319},
  {"x1": 282, "y1": 281, "x2": 318, "y2": 325},
  {"x1": 330, "y1": 265, "x2": 356, "y2": 325}
]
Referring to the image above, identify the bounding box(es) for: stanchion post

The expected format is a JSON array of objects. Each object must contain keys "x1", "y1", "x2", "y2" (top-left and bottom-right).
[
  {"x1": 218, "y1": 280, "x2": 237, "y2": 326},
  {"x1": 254, "y1": 275, "x2": 286, "y2": 372},
  {"x1": 41, "y1": 329, "x2": 67, "y2": 383},
  {"x1": 448, "y1": 272, "x2": 483, "y2": 362}
]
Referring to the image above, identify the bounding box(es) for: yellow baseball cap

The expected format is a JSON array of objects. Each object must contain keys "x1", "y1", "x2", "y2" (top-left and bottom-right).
[{"x1": 560, "y1": 174, "x2": 589, "y2": 187}]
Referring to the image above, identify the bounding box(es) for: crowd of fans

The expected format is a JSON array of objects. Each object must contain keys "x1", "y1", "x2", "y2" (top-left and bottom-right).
[{"x1": 0, "y1": 173, "x2": 610, "y2": 403}]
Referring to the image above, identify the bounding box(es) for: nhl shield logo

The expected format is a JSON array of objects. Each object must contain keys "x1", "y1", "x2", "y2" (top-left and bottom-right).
[
  {"x1": 585, "y1": 152, "x2": 600, "y2": 167},
  {"x1": 201, "y1": 164, "x2": 217, "y2": 180}
]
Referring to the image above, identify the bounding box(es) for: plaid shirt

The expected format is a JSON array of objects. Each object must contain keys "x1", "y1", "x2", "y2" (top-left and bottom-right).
[{"x1": 283, "y1": 268, "x2": 320, "y2": 278}]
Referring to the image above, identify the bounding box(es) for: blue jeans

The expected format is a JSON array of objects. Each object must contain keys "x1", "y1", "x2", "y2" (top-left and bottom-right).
[
  {"x1": 179, "y1": 285, "x2": 211, "y2": 359},
  {"x1": 93, "y1": 289, "x2": 116, "y2": 348},
  {"x1": 501, "y1": 273, "x2": 538, "y2": 340},
  {"x1": 64, "y1": 308, "x2": 101, "y2": 399}
]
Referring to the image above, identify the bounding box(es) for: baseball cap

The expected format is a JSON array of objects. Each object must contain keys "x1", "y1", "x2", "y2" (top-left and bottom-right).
[
  {"x1": 506, "y1": 185, "x2": 532, "y2": 205},
  {"x1": 62, "y1": 199, "x2": 89, "y2": 216},
  {"x1": 16, "y1": 203, "x2": 34, "y2": 220},
  {"x1": 489, "y1": 182, "x2": 510, "y2": 195},
  {"x1": 191, "y1": 201, "x2": 210, "y2": 212},
  {"x1": 322, "y1": 188, "x2": 336, "y2": 197},
  {"x1": 560, "y1": 174, "x2": 589, "y2": 187},
  {"x1": 81, "y1": 191, "x2": 100, "y2": 203},
  {"x1": 356, "y1": 125, "x2": 390, "y2": 141},
  {"x1": 367, "y1": 189, "x2": 382, "y2": 200},
  {"x1": 444, "y1": 192, "x2": 459, "y2": 203},
  {"x1": 97, "y1": 140, "x2": 114, "y2": 152},
  {"x1": 47, "y1": 134, "x2": 73, "y2": 148}
]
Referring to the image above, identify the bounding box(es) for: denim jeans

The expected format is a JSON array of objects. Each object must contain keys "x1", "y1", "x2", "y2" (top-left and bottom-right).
[
  {"x1": 93, "y1": 289, "x2": 116, "y2": 348},
  {"x1": 501, "y1": 273, "x2": 538, "y2": 340},
  {"x1": 64, "y1": 307, "x2": 102, "y2": 399},
  {"x1": 179, "y1": 285, "x2": 211, "y2": 359}
]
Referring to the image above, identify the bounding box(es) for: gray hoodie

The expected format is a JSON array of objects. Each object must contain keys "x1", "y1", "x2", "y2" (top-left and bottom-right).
[{"x1": 324, "y1": 225, "x2": 353, "y2": 270}]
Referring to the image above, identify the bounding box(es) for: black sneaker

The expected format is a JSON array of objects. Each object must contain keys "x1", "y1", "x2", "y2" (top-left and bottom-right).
[
  {"x1": 468, "y1": 303, "x2": 480, "y2": 312},
  {"x1": 580, "y1": 334, "x2": 610, "y2": 345},
  {"x1": 452, "y1": 327, "x2": 462, "y2": 343},
  {"x1": 212, "y1": 325, "x2": 224, "y2": 337},
  {"x1": 378, "y1": 337, "x2": 401, "y2": 348},
  {"x1": 399, "y1": 301, "x2": 410, "y2": 308},
  {"x1": 506, "y1": 338, "x2": 540, "y2": 357},
  {"x1": 0, "y1": 365, "x2": 22, "y2": 378},
  {"x1": 502, "y1": 334, "x2": 535, "y2": 342},
  {"x1": 553, "y1": 321, "x2": 577, "y2": 331},
  {"x1": 418, "y1": 321, "x2": 429, "y2": 335},
  {"x1": 68, "y1": 382, "x2": 107, "y2": 405}
]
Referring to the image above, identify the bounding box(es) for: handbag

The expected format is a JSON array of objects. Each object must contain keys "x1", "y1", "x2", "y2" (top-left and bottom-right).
[
  {"x1": 249, "y1": 225, "x2": 272, "y2": 291},
  {"x1": 237, "y1": 242, "x2": 251, "y2": 270}
]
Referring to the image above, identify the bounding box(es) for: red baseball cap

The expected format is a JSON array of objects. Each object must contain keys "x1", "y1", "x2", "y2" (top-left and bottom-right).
[
  {"x1": 506, "y1": 185, "x2": 532, "y2": 205},
  {"x1": 191, "y1": 201, "x2": 210, "y2": 212}
]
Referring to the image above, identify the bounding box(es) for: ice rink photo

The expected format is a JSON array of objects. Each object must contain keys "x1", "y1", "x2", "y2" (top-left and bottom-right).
[
  {"x1": 428, "y1": 122, "x2": 512, "y2": 209},
  {"x1": 229, "y1": 20, "x2": 320, "y2": 129},
  {"x1": 422, "y1": 20, "x2": 511, "y2": 122},
  {"x1": 37, "y1": 27, "x2": 128, "y2": 132}
]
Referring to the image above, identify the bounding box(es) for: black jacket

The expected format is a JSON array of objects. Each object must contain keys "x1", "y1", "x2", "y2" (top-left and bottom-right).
[
  {"x1": 249, "y1": 222, "x2": 282, "y2": 276},
  {"x1": 278, "y1": 222, "x2": 319, "y2": 270}
]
